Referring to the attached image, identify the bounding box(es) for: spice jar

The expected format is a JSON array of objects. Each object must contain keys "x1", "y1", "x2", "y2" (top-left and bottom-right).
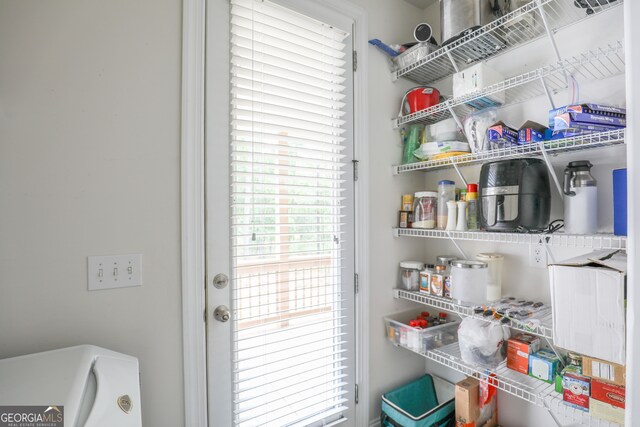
[
  {"x1": 429, "y1": 264, "x2": 449, "y2": 297},
  {"x1": 412, "y1": 191, "x2": 437, "y2": 229},
  {"x1": 399, "y1": 261, "x2": 425, "y2": 291}
]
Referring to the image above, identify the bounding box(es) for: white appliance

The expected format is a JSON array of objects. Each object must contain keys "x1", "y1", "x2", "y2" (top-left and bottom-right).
[{"x1": 0, "y1": 345, "x2": 142, "y2": 427}]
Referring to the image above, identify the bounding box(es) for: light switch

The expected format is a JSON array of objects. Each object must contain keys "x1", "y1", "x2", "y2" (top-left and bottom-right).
[{"x1": 88, "y1": 254, "x2": 142, "y2": 291}]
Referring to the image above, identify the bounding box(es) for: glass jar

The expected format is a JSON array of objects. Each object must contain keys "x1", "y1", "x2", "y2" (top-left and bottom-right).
[
  {"x1": 412, "y1": 191, "x2": 437, "y2": 229},
  {"x1": 429, "y1": 264, "x2": 449, "y2": 297},
  {"x1": 437, "y1": 180, "x2": 456, "y2": 229},
  {"x1": 399, "y1": 261, "x2": 425, "y2": 291}
]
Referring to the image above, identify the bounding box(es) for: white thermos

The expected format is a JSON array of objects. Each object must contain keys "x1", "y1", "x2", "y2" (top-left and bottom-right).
[{"x1": 563, "y1": 161, "x2": 598, "y2": 235}]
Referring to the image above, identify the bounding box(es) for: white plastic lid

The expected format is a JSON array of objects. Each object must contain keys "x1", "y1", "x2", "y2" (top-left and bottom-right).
[
  {"x1": 400, "y1": 261, "x2": 425, "y2": 270},
  {"x1": 414, "y1": 191, "x2": 437, "y2": 198},
  {"x1": 476, "y1": 253, "x2": 505, "y2": 261}
]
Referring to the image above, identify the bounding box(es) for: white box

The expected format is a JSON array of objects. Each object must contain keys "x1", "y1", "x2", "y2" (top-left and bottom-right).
[
  {"x1": 549, "y1": 250, "x2": 626, "y2": 365},
  {"x1": 452, "y1": 63, "x2": 505, "y2": 108}
]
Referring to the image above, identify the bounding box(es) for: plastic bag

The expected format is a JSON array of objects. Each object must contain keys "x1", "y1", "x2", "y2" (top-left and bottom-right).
[
  {"x1": 401, "y1": 124, "x2": 424, "y2": 164},
  {"x1": 457, "y1": 317, "x2": 510, "y2": 368},
  {"x1": 463, "y1": 108, "x2": 497, "y2": 153}
]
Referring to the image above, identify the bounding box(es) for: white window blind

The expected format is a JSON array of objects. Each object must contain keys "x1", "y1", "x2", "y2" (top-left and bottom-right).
[{"x1": 229, "y1": 0, "x2": 351, "y2": 426}]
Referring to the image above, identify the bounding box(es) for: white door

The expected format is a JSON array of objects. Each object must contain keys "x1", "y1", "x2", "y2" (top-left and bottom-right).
[{"x1": 205, "y1": 0, "x2": 357, "y2": 426}]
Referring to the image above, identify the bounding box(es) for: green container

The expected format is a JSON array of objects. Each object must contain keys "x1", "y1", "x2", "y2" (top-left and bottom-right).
[{"x1": 381, "y1": 374, "x2": 455, "y2": 427}]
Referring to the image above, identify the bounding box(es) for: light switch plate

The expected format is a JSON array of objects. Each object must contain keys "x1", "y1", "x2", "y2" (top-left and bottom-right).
[{"x1": 88, "y1": 254, "x2": 142, "y2": 291}]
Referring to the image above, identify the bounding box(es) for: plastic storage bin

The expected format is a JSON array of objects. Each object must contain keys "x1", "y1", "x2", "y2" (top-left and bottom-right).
[
  {"x1": 381, "y1": 374, "x2": 455, "y2": 427},
  {"x1": 384, "y1": 310, "x2": 459, "y2": 353}
]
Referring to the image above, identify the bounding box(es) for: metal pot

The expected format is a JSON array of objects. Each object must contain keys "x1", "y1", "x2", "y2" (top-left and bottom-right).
[{"x1": 440, "y1": 0, "x2": 508, "y2": 45}]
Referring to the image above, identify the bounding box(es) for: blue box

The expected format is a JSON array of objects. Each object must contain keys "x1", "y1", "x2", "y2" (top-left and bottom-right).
[
  {"x1": 553, "y1": 112, "x2": 626, "y2": 130},
  {"x1": 529, "y1": 349, "x2": 560, "y2": 384},
  {"x1": 549, "y1": 103, "x2": 626, "y2": 128},
  {"x1": 487, "y1": 121, "x2": 518, "y2": 148},
  {"x1": 613, "y1": 169, "x2": 627, "y2": 236},
  {"x1": 518, "y1": 121, "x2": 549, "y2": 144}
]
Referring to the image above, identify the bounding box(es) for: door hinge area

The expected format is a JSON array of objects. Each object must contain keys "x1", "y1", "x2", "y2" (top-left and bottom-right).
[
  {"x1": 355, "y1": 383, "x2": 359, "y2": 404},
  {"x1": 353, "y1": 50, "x2": 358, "y2": 72},
  {"x1": 354, "y1": 273, "x2": 359, "y2": 294},
  {"x1": 352, "y1": 159, "x2": 359, "y2": 182}
]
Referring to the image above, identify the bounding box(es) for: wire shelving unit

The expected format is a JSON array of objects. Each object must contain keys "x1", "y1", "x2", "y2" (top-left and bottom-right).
[
  {"x1": 393, "y1": 129, "x2": 625, "y2": 174},
  {"x1": 394, "y1": 289, "x2": 554, "y2": 339},
  {"x1": 393, "y1": 0, "x2": 623, "y2": 85},
  {"x1": 393, "y1": 228, "x2": 627, "y2": 250},
  {"x1": 394, "y1": 42, "x2": 625, "y2": 128},
  {"x1": 391, "y1": 340, "x2": 621, "y2": 426}
]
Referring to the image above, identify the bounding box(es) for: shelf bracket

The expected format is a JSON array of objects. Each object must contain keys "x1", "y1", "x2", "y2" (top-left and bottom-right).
[
  {"x1": 444, "y1": 100, "x2": 466, "y2": 139},
  {"x1": 537, "y1": 140, "x2": 564, "y2": 201},
  {"x1": 444, "y1": 46, "x2": 460, "y2": 73},
  {"x1": 451, "y1": 162, "x2": 468, "y2": 187},
  {"x1": 445, "y1": 231, "x2": 468, "y2": 259},
  {"x1": 542, "y1": 400, "x2": 565, "y2": 427},
  {"x1": 537, "y1": 0, "x2": 571, "y2": 88},
  {"x1": 538, "y1": 76, "x2": 556, "y2": 110}
]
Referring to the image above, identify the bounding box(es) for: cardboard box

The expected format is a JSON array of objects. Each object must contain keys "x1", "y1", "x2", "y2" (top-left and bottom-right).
[
  {"x1": 549, "y1": 103, "x2": 626, "y2": 128},
  {"x1": 553, "y1": 112, "x2": 626, "y2": 130},
  {"x1": 591, "y1": 379, "x2": 625, "y2": 409},
  {"x1": 507, "y1": 333, "x2": 540, "y2": 375},
  {"x1": 455, "y1": 377, "x2": 479, "y2": 427},
  {"x1": 563, "y1": 371, "x2": 590, "y2": 412},
  {"x1": 549, "y1": 250, "x2": 627, "y2": 365},
  {"x1": 555, "y1": 365, "x2": 581, "y2": 394},
  {"x1": 517, "y1": 121, "x2": 548, "y2": 144},
  {"x1": 582, "y1": 356, "x2": 626, "y2": 386},
  {"x1": 487, "y1": 121, "x2": 518, "y2": 148},
  {"x1": 590, "y1": 398, "x2": 625, "y2": 425},
  {"x1": 453, "y1": 63, "x2": 505, "y2": 108},
  {"x1": 528, "y1": 349, "x2": 560, "y2": 383}
]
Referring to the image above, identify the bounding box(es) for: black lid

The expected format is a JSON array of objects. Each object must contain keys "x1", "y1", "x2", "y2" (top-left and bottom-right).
[{"x1": 567, "y1": 160, "x2": 593, "y2": 171}]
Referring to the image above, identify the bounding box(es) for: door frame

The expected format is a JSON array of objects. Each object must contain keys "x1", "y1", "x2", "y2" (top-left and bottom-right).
[{"x1": 180, "y1": 0, "x2": 370, "y2": 425}]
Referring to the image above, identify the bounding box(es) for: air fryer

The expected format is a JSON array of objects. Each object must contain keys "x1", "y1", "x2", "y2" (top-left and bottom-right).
[{"x1": 479, "y1": 159, "x2": 551, "y2": 232}]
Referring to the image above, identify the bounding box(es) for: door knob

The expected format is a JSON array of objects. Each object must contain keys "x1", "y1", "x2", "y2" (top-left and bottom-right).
[
  {"x1": 214, "y1": 305, "x2": 231, "y2": 322},
  {"x1": 212, "y1": 273, "x2": 229, "y2": 289}
]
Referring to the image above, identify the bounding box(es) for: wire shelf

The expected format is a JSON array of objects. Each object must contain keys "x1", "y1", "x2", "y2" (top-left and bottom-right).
[
  {"x1": 393, "y1": 228, "x2": 627, "y2": 250},
  {"x1": 391, "y1": 340, "x2": 621, "y2": 427},
  {"x1": 393, "y1": 129, "x2": 625, "y2": 174},
  {"x1": 393, "y1": 0, "x2": 623, "y2": 85},
  {"x1": 394, "y1": 289, "x2": 554, "y2": 339},
  {"x1": 394, "y1": 42, "x2": 625, "y2": 128}
]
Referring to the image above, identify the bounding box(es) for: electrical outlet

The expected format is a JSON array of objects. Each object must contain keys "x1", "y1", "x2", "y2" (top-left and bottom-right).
[
  {"x1": 88, "y1": 254, "x2": 142, "y2": 291},
  {"x1": 529, "y1": 243, "x2": 547, "y2": 268}
]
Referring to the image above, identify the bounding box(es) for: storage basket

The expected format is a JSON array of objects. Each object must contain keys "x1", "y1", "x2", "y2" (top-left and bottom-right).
[
  {"x1": 381, "y1": 374, "x2": 455, "y2": 427},
  {"x1": 392, "y1": 42, "x2": 437, "y2": 71}
]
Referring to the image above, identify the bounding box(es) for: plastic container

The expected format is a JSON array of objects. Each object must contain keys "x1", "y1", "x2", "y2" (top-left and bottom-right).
[
  {"x1": 412, "y1": 191, "x2": 437, "y2": 229},
  {"x1": 450, "y1": 260, "x2": 489, "y2": 305},
  {"x1": 399, "y1": 261, "x2": 425, "y2": 291},
  {"x1": 445, "y1": 200, "x2": 457, "y2": 231},
  {"x1": 456, "y1": 200, "x2": 467, "y2": 231},
  {"x1": 437, "y1": 180, "x2": 456, "y2": 229},
  {"x1": 476, "y1": 253, "x2": 504, "y2": 301},
  {"x1": 381, "y1": 374, "x2": 455, "y2": 427},
  {"x1": 384, "y1": 310, "x2": 460, "y2": 353}
]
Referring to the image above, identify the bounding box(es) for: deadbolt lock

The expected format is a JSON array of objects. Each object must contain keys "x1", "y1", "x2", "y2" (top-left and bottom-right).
[{"x1": 212, "y1": 273, "x2": 229, "y2": 289}]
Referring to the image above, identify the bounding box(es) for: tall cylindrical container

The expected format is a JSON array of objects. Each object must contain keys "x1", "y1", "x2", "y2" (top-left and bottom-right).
[
  {"x1": 476, "y1": 253, "x2": 504, "y2": 301},
  {"x1": 437, "y1": 180, "x2": 456, "y2": 229},
  {"x1": 446, "y1": 200, "x2": 457, "y2": 231}
]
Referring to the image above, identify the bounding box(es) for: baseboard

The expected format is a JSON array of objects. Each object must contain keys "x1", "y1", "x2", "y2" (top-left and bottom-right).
[{"x1": 369, "y1": 418, "x2": 381, "y2": 427}]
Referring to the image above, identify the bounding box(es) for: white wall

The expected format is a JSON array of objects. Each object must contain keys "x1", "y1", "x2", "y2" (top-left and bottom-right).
[
  {"x1": 346, "y1": 0, "x2": 439, "y2": 423},
  {"x1": 0, "y1": 2, "x2": 185, "y2": 427}
]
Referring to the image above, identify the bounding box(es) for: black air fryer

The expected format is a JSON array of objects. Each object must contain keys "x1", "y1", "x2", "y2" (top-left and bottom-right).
[{"x1": 479, "y1": 158, "x2": 551, "y2": 232}]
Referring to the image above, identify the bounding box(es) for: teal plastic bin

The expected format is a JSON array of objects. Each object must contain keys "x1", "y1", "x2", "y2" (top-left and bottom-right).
[{"x1": 381, "y1": 374, "x2": 455, "y2": 427}]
